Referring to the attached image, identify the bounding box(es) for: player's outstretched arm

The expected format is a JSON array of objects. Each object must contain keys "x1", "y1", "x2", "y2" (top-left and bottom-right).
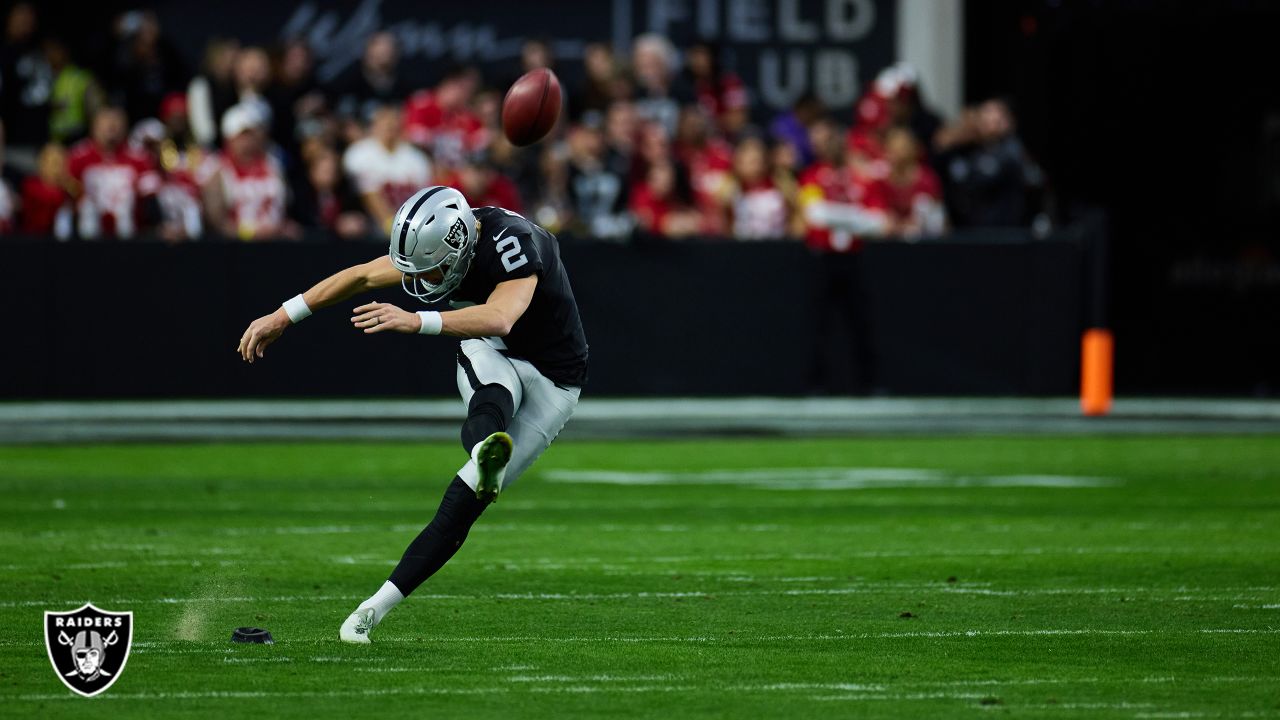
[
  {"x1": 238, "y1": 256, "x2": 402, "y2": 363},
  {"x1": 351, "y1": 276, "x2": 537, "y2": 339}
]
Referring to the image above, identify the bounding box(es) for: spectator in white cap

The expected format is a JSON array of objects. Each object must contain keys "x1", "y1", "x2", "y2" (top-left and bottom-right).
[
  {"x1": 877, "y1": 61, "x2": 942, "y2": 161},
  {"x1": 198, "y1": 102, "x2": 297, "y2": 240}
]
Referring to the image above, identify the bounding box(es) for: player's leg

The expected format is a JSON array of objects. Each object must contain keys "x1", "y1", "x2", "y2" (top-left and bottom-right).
[
  {"x1": 456, "y1": 339, "x2": 524, "y2": 501},
  {"x1": 491, "y1": 357, "x2": 581, "y2": 492},
  {"x1": 461, "y1": 383, "x2": 516, "y2": 502},
  {"x1": 340, "y1": 340, "x2": 522, "y2": 643},
  {"x1": 378, "y1": 341, "x2": 522, "y2": 595}
]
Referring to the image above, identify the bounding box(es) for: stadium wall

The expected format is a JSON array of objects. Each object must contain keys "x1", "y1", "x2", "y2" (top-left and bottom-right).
[{"x1": 0, "y1": 229, "x2": 1085, "y2": 398}]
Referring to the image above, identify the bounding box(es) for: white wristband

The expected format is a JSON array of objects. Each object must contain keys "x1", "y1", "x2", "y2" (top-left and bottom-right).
[
  {"x1": 282, "y1": 294, "x2": 312, "y2": 323},
  {"x1": 417, "y1": 311, "x2": 443, "y2": 335}
]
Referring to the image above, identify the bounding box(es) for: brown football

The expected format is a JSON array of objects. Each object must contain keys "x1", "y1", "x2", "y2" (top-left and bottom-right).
[{"x1": 502, "y1": 68, "x2": 562, "y2": 147}]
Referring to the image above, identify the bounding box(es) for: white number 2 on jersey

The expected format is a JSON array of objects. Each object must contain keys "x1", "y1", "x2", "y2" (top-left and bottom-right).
[{"x1": 496, "y1": 235, "x2": 528, "y2": 272}]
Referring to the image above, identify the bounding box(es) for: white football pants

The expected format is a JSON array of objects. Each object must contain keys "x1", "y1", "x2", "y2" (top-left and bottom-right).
[{"x1": 455, "y1": 337, "x2": 581, "y2": 492}]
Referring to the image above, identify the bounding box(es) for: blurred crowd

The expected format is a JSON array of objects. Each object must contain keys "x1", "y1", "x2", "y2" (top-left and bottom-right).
[{"x1": 0, "y1": 4, "x2": 1044, "y2": 246}]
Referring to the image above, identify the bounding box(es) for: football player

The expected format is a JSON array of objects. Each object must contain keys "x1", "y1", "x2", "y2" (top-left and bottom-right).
[{"x1": 237, "y1": 186, "x2": 588, "y2": 643}]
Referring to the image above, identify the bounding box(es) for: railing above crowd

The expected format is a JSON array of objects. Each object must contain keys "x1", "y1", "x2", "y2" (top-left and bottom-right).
[{"x1": 0, "y1": 5, "x2": 1047, "y2": 247}]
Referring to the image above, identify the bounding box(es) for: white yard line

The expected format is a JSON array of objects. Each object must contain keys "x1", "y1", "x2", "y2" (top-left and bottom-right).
[
  {"x1": 352, "y1": 667, "x2": 449, "y2": 673},
  {"x1": 971, "y1": 702, "x2": 1159, "y2": 710},
  {"x1": 808, "y1": 692, "x2": 989, "y2": 701},
  {"x1": 4, "y1": 547, "x2": 1275, "y2": 574},
  {"x1": 505, "y1": 674, "x2": 680, "y2": 682},
  {"x1": 6, "y1": 583, "x2": 1276, "y2": 609},
  {"x1": 12, "y1": 686, "x2": 977, "y2": 702},
  {"x1": 2, "y1": 628, "x2": 1277, "y2": 657},
  {"x1": 541, "y1": 467, "x2": 1120, "y2": 490},
  {"x1": 5, "y1": 582, "x2": 1278, "y2": 610},
  {"x1": 14, "y1": 687, "x2": 511, "y2": 702}
]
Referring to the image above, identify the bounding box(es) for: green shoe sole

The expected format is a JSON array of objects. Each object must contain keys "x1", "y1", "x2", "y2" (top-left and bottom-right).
[{"x1": 475, "y1": 432, "x2": 513, "y2": 503}]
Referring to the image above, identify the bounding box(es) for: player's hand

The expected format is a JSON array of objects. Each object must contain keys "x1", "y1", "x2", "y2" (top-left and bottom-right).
[
  {"x1": 238, "y1": 308, "x2": 290, "y2": 364},
  {"x1": 351, "y1": 302, "x2": 421, "y2": 334}
]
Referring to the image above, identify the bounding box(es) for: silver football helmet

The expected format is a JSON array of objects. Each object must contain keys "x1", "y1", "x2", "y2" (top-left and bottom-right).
[{"x1": 388, "y1": 186, "x2": 478, "y2": 303}]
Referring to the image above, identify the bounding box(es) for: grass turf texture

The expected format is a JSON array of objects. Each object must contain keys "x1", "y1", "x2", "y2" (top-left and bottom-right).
[{"x1": 1, "y1": 436, "x2": 1278, "y2": 718}]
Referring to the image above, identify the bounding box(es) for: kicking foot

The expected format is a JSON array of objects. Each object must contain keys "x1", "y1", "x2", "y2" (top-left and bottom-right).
[
  {"x1": 473, "y1": 431, "x2": 513, "y2": 503},
  {"x1": 339, "y1": 607, "x2": 377, "y2": 644}
]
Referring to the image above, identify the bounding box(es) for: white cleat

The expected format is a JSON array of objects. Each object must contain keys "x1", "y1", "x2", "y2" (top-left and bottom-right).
[
  {"x1": 339, "y1": 607, "x2": 377, "y2": 644},
  {"x1": 473, "y1": 431, "x2": 513, "y2": 503}
]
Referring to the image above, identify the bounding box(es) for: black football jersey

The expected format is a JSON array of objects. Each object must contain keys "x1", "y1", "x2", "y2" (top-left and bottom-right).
[{"x1": 449, "y1": 206, "x2": 589, "y2": 387}]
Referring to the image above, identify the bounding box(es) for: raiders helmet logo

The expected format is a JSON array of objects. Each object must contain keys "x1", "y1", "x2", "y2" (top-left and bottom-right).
[
  {"x1": 44, "y1": 603, "x2": 133, "y2": 697},
  {"x1": 442, "y1": 218, "x2": 468, "y2": 250}
]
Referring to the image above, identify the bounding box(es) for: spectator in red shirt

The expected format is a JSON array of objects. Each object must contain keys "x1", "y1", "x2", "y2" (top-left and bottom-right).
[
  {"x1": 67, "y1": 106, "x2": 160, "y2": 239},
  {"x1": 403, "y1": 66, "x2": 487, "y2": 169},
  {"x1": 800, "y1": 116, "x2": 900, "y2": 394},
  {"x1": 847, "y1": 90, "x2": 892, "y2": 182},
  {"x1": 156, "y1": 94, "x2": 207, "y2": 238},
  {"x1": 444, "y1": 155, "x2": 523, "y2": 213},
  {"x1": 199, "y1": 103, "x2": 297, "y2": 240},
  {"x1": 20, "y1": 143, "x2": 73, "y2": 235},
  {"x1": 159, "y1": 92, "x2": 196, "y2": 149},
  {"x1": 629, "y1": 121, "x2": 673, "y2": 188},
  {"x1": 799, "y1": 117, "x2": 891, "y2": 253},
  {"x1": 673, "y1": 107, "x2": 733, "y2": 235},
  {"x1": 725, "y1": 136, "x2": 791, "y2": 241},
  {"x1": 881, "y1": 127, "x2": 945, "y2": 239},
  {"x1": 342, "y1": 104, "x2": 432, "y2": 233},
  {"x1": 130, "y1": 118, "x2": 202, "y2": 242},
  {"x1": 684, "y1": 41, "x2": 749, "y2": 139},
  {"x1": 629, "y1": 159, "x2": 701, "y2": 239},
  {"x1": 800, "y1": 117, "x2": 889, "y2": 395}
]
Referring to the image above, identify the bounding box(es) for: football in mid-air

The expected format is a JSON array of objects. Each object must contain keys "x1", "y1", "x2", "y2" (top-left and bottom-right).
[{"x1": 502, "y1": 68, "x2": 562, "y2": 147}]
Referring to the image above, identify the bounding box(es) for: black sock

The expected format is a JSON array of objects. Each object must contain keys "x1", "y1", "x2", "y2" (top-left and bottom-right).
[
  {"x1": 387, "y1": 476, "x2": 490, "y2": 596},
  {"x1": 461, "y1": 384, "x2": 514, "y2": 453}
]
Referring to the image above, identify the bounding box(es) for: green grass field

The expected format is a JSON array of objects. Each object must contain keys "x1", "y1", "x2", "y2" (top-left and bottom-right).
[{"x1": 1, "y1": 436, "x2": 1278, "y2": 718}]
